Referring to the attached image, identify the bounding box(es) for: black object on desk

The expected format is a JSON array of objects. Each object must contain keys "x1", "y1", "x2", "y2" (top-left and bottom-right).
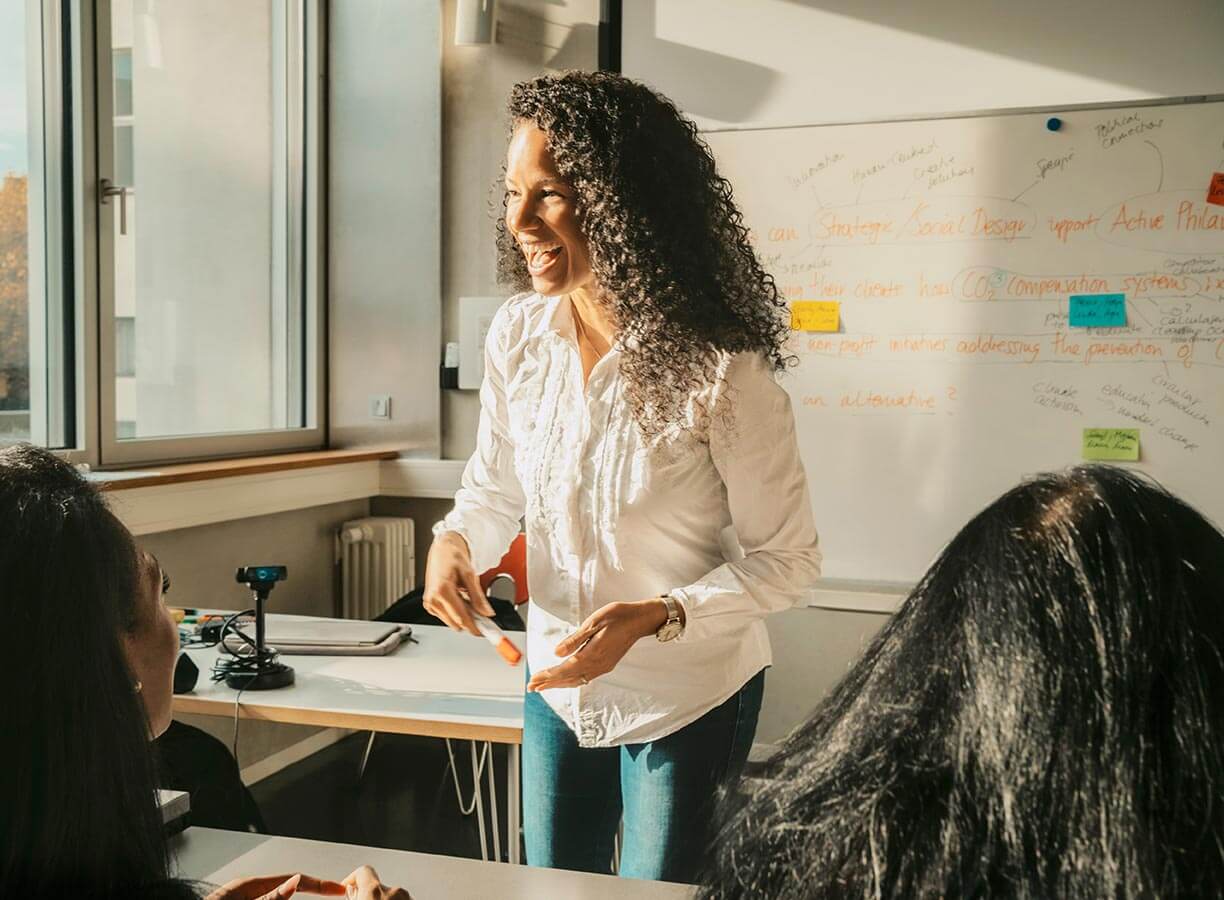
[
  {"x1": 224, "y1": 565, "x2": 295, "y2": 690},
  {"x1": 377, "y1": 585, "x2": 525, "y2": 632},
  {"x1": 173, "y1": 652, "x2": 199, "y2": 694}
]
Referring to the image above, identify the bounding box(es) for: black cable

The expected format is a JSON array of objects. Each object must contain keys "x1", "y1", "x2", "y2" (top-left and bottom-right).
[
  {"x1": 207, "y1": 609, "x2": 261, "y2": 764},
  {"x1": 231, "y1": 679, "x2": 250, "y2": 763},
  {"x1": 208, "y1": 609, "x2": 260, "y2": 679}
]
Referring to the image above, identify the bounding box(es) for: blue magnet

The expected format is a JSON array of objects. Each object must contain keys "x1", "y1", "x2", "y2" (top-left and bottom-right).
[{"x1": 1046, "y1": 117, "x2": 1062, "y2": 132}]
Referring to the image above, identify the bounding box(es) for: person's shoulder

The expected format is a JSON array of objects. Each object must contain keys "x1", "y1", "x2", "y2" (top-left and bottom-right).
[
  {"x1": 496, "y1": 290, "x2": 545, "y2": 320},
  {"x1": 488, "y1": 292, "x2": 556, "y2": 354},
  {"x1": 722, "y1": 350, "x2": 779, "y2": 389},
  {"x1": 490, "y1": 291, "x2": 545, "y2": 337},
  {"x1": 713, "y1": 351, "x2": 790, "y2": 419}
]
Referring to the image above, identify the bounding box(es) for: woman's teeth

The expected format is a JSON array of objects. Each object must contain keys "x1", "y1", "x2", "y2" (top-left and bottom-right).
[{"x1": 524, "y1": 244, "x2": 562, "y2": 272}]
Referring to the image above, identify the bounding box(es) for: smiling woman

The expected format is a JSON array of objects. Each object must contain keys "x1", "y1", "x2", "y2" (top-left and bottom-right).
[{"x1": 424, "y1": 71, "x2": 822, "y2": 885}]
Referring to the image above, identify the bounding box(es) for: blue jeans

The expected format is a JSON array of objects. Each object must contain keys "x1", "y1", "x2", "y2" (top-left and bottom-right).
[{"x1": 522, "y1": 669, "x2": 765, "y2": 883}]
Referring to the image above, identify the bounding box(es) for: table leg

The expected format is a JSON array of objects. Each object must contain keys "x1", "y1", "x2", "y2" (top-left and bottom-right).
[
  {"x1": 507, "y1": 744, "x2": 521, "y2": 865},
  {"x1": 485, "y1": 741, "x2": 501, "y2": 862},
  {"x1": 613, "y1": 817, "x2": 623, "y2": 874},
  {"x1": 357, "y1": 732, "x2": 376, "y2": 779},
  {"x1": 470, "y1": 742, "x2": 488, "y2": 862}
]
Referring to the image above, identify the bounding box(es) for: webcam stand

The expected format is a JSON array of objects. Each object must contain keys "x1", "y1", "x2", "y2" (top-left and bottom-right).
[{"x1": 226, "y1": 579, "x2": 295, "y2": 691}]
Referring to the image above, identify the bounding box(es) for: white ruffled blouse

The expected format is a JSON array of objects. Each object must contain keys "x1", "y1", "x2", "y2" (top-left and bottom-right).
[{"x1": 435, "y1": 292, "x2": 821, "y2": 747}]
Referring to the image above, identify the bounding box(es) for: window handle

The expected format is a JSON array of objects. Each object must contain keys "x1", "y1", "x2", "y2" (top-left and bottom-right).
[{"x1": 99, "y1": 178, "x2": 129, "y2": 236}]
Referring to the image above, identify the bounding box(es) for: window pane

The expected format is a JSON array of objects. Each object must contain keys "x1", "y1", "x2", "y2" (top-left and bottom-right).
[
  {"x1": 114, "y1": 123, "x2": 134, "y2": 187},
  {"x1": 0, "y1": 5, "x2": 34, "y2": 443},
  {"x1": 113, "y1": 49, "x2": 133, "y2": 116},
  {"x1": 110, "y1": 0, "x2": 305, "y2": 442},
  {"x1": 115, "y1": 315, "x2": 135, "y2": 376}
]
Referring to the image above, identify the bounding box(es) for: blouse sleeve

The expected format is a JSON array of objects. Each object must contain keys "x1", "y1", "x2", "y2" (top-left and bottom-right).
[
  {"x1": 432, "y1": 303, "x2": 527, "y2": 574},
  {"x1": 671, "y1": 353, "x2": 822, "y2": 643}
]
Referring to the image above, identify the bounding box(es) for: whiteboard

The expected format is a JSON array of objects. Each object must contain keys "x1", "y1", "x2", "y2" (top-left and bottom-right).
[{"x1": 703, "y1": 100, "x2": 1224, "y2": 583}]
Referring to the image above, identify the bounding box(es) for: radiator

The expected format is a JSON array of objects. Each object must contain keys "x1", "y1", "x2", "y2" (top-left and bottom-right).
[{"x1": 336, "y1": 517, "x2": 415, "y2": 619}]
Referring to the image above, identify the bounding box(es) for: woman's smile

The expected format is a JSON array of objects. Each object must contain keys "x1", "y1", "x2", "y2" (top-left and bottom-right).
[{"x1": 521, "y1": 240, "x2": 564, "y2": 275}]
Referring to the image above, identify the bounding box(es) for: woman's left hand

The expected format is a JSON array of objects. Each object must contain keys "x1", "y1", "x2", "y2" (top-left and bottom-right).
[{"x1": 527, "y1": 599, "x2": 669, "y2": 691}]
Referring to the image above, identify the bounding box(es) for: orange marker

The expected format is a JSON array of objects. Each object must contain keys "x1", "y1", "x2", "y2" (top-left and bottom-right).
[{"x1": 473, "y1": 613, "x2": 522, "y2": 666}]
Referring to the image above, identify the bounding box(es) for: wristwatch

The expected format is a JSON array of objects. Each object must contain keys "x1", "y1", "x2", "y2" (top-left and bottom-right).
[{"x1": 655, "y1": 593, "x2": 684, "y2": 643}]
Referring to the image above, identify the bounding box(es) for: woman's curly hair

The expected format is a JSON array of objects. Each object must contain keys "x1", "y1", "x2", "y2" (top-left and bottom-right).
[{"x1": 496, "y1": 71, "x2": 793, "y2": 441}]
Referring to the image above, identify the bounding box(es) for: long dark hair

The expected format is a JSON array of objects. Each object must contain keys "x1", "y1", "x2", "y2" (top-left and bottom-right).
[
  {"x1": 0, "y1": 445, "x2": 186, "y2": 896},
  {"x1": 702, "y1": 465, "x2": 1224, "y2": 898},
  {"x1": 497, "y1": 71, "x2": 793, "y2": 441}
]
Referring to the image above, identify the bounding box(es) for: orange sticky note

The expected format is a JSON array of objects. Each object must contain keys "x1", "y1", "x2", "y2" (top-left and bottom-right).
[
  {"x1": 1208, "y1": 172, "x2": 1224, "y2": 207},
  {"x1": 790, "y1": 301, "x2": 840, "y2": 332}
]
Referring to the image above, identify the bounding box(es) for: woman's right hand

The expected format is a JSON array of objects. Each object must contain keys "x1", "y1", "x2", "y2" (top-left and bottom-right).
[
  {"x1": 205, "y1": 873, "x2": 345, "y2": 899},
  {"x1": 423, "y1": 531, "x2": 494, "y2": 636},
  {"x1": 341, "y1": 865, "x2": 412, "y2": 899}
]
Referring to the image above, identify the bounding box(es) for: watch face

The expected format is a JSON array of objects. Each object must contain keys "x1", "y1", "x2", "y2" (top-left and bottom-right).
[{"x1": 657, "y1": 620, "x2": 684, "y2": 642}]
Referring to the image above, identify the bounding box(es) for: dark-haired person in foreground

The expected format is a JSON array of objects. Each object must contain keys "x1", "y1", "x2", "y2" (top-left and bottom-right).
[
  {"x1": 0, "y1": 444, "x2": 409, "y2": 899},
  {"x1": 424, "y1": 71, "x2": 821, "y2": 882},
  {"x1": 701, "y1": 465, "x2": 1224, "y2": 899}
]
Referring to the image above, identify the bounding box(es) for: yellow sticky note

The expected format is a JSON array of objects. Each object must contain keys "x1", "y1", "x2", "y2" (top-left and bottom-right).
[
  {"x1": 1082, "y1": 428, "x2": 1140, "y2": 461},
  {"x1": 791, "y1": 301, "x2": 840, "y2": 332}
]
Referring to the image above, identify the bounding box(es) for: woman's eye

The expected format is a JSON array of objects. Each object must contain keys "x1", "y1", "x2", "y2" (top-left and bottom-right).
[{"x1": 542, "y1": 189, "x2": 563, "y2": 198}]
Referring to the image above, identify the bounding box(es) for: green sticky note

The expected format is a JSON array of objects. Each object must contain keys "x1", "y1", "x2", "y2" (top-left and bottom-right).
[{"x1": 1082, "y1": 428, "x2": 1140, "y2": 461}]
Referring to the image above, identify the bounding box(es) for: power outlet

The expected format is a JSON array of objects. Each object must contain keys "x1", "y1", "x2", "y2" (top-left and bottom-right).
[{"x1": 369, "y1": 394, "x2": 392, "y2": 419}]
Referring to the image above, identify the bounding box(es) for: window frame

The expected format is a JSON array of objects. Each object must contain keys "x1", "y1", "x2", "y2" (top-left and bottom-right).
[
  {"x1": 11, "y1": 0, "x2": 76, "y2": 454},
  {"x1": 87, "y1": 0, "x2": 326, "y2": 468}
]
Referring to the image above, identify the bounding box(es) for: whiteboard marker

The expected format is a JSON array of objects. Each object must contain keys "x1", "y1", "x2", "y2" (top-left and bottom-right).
[{"x1": 473, "y1": 612, "x2": 523, "y2": 666}]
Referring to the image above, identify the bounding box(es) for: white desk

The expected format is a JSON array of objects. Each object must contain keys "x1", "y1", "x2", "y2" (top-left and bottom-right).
[
  {"x1": 176, "y1": 618, "x2": 523, "y2": 741},
  {"x1": 174, "y1": 618, "x2": 524, "y2": 862},
  {"x1": 172, "y1": 827, "x2": 696, "y2": 900},
  {"x1": 158, "y1": 789, "x2": 190, "y2": 828}
]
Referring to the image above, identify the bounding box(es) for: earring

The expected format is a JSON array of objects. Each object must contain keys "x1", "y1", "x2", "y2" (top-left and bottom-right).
[{"x1": 134, "y1": 680, "x2": 143, "y2": 693}]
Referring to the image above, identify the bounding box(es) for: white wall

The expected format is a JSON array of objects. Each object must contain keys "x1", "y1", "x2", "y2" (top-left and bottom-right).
[
  {"x1": 623, "y1": 0, "x2": 1224, "y2": 131},
  {"x1": 138, "y1": 500, "x2": 367, "y2": 618},
  {"x1": 329, "y1": 0, "x2": 443, "y2": 452},
  {"x1": 760, "y1": 607, "x2": 888, "y2": 743},
  {"x1": 439, "y1": 0, "x2": 601, "y2": 457}
]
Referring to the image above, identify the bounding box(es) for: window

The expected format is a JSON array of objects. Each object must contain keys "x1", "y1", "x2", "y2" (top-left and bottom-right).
[
  {"x1": 97, "y1": 0, "x2": 323, "y2": 463},
  {"x1": 0, "y1": 165, "x2": 30, "y2": 441},
  {"x1": 0, "y1": 2, "x2": 72, "y2": 449},
  {"x1": 0, "y1": 6, "x2": 35, "y2": 442},
  {"x1": 3, "y1": 2, "x2": 323, "y2": 465}
]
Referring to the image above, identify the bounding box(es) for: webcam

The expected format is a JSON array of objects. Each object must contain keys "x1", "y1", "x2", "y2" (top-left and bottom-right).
[{"x1": 235, "y1": 565, "x2": 287, "y2": 587}]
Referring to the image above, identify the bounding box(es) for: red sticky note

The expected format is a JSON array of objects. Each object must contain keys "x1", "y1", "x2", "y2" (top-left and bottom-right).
[{"x1": 1209, "y1": 172, "x2": 1224, "y2": 207}]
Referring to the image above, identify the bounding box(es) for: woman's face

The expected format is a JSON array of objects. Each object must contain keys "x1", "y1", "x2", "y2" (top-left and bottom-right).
[
  {"x1": 504, "y1": 122, "x2": 596, "y2": 297},
  {"x1": 123, "y1": 549, "x2": 180, "y2": 738}
]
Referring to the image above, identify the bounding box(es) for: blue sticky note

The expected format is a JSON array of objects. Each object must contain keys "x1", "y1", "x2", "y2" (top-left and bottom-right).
[{"x1": 1069, "y1": 293, "x2": 1127, "y2": 327}]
